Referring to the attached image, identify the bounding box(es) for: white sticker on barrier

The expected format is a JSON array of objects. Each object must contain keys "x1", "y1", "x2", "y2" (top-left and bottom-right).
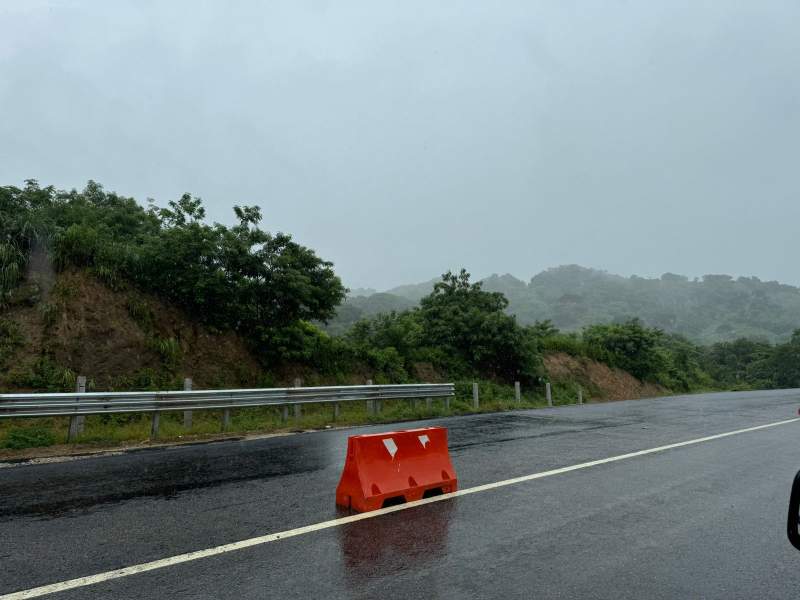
[
  {"x1": 382, "y1": 438, "x2": 398, "y2": 458},
  {"x1": 418, "y1": 434, "x2": 430, "y2": 448}
]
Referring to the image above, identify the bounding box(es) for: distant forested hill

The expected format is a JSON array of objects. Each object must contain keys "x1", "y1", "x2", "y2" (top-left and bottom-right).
[{"x1": 329, "y1": 265, "x2": 800, "y2": 343}]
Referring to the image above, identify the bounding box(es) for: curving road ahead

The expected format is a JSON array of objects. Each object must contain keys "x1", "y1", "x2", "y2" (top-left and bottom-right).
[{"x1": 3, "y1": 389, "x2": 800, "y2": 599}]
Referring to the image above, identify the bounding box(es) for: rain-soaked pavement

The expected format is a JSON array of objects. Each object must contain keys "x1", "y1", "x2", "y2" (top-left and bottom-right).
[{"x1": 4, "y1": 389, "x2": 800, "y2": 598}]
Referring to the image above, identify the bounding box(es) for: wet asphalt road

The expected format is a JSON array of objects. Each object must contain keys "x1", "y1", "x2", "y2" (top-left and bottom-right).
[{"x1": 3, "y1": 389, "x2": 800, "y2": 599}]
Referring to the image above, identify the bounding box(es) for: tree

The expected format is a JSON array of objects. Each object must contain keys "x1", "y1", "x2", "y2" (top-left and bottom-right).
[
  {"x1": 2, "y1": 180, "x2": 346, "y2": 364},
  {"x1": 583, "y1": 319, "x2": 666, "y2": 381},
  {"x1": 703, "y1": 337, "x2": 774, "y2": 388},
  {"x1": 135, "y1": 195, "x2": 346, "y2": 356},
  {"x1": 771, "y1": 330, "x2": 800, "y2": 388},
  {"x1": 418, "y1": 269, "x2": 540, "y2": 381}
]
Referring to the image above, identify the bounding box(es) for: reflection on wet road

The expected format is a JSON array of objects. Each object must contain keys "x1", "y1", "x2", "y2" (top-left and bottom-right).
[{"x1": 338, "y1": 502, "x2": 456, "y2": 587}]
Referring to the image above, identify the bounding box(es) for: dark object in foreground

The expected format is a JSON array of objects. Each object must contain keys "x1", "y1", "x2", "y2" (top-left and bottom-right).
[
  {"x1": 787, "y1": 469, "x2": 800, "y2": 550},
  {"x1": 336, "y1": 426, "x2": 458, "y2": 512}
]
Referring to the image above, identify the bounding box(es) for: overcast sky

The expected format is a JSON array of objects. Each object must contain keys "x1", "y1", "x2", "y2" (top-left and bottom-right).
[{"x1": 1, "y1": 1, "x2": 798, "y2": 290}]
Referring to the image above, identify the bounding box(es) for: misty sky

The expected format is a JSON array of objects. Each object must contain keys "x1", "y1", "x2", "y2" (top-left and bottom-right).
[{"x1": 1, "y1": 1, "x2": 798, "y2": 290}]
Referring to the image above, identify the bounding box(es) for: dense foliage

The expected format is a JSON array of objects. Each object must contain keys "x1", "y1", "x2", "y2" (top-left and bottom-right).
[
  {"x1": 0, "y1": 179, "x2": 51, "y2": 304},
  {"x1": 347, "y1": 270, "x2": 542, "y2": 383},
  {"x1": 535, "y1": 316, "x2": 800, "y2": 392},
  {"x1": 535, "y1": 319, "x2": 711, "y2": 391},
  {"x1": 0, "y1": 180, "x2": 346, "y2": 361},
  {"x1": 700, "y1": 332, "x2": 800, "y2": 390}
]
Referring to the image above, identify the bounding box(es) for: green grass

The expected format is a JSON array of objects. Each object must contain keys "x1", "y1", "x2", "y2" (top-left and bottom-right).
[
  {"x1": 2, "y1": 425, "x2": 56, "y2": 449},
  {"x1": 0, "y1": 381, "x2": 594, "y2": 451}
]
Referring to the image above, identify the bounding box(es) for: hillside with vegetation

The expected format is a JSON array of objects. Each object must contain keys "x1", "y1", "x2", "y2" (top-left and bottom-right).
[
  {"x1": 1, "y1": 180, "x2": 550, "y2": 392},
  {"x1": 2, "y1": 180, "x2": 800, "y2": 451},
  {"x1": 331, "y1": 265, "x2": 800, "y2": 344}
]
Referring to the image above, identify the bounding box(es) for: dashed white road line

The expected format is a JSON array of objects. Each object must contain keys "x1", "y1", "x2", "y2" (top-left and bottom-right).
[{"x1": 3, "y1": 416, "x2": 798, "y2": 600}]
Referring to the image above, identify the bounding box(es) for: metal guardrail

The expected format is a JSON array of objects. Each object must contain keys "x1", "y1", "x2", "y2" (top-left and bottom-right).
[{"x1": 0, "y1": 383, "x2": 455, "y2": 419}]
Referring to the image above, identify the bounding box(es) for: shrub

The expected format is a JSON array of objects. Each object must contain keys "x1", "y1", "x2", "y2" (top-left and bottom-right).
[
  {"x1": 582, "y1": 319, "x2": 666, "y2": 381},
  {"x1": 0, "y1": 242, "x2": 26, "y2": 306},
  {"x1": 148, "y1": 336, "x2": 181, "y2": 370},
  {"x1": 0, "y1": 318, "x2": 23, "y2": 367},
  {"x1": 9, "y1": 357, "x2": 76, "y2": 392},
  {"x1": 537, "y1": 331, "x2": 587, "y2": 357},
  {"x1": 127, "y1": 297, "x2": 154, "y2": 332},
  {"x1": 53, "y1": 223, "x2": 99, "y2": 269}
]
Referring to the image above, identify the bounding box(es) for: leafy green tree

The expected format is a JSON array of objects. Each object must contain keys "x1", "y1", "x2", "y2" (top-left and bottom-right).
[
  {"x1": 347, "y1": 311, "x2": 423, "y2": 358},
  {"x1": 771, "y1": 330, "x2": 800, "y2": 388},
  {"x1": 583, "y1": 319, "x2": 666, "y2": 381},
  {"x1": 657, "y1": 333, "x2": 712, "y2": 391},
  {"x1": 418, "y1": 269, "x2": 540, "y2": 381},
  {"x1": 703, "y1": 337, "x2": 774, "y2": 388},
  {"x1": 340, "y1": 313, "x2": 412, "y2": 380},
  {"x1": 135, "y1": 194, "x2": 346, "y2": 357}
]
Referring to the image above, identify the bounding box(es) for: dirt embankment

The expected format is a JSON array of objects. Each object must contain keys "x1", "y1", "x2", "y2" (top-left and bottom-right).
[
  {"x1": 544, "y1": 352, "x2": 666, "y2": 401},
  {"x1": 1, "y1": 268, "x2": 262, "y2": 391}
]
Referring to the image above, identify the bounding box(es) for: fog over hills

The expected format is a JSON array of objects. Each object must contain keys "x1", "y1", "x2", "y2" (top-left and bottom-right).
[{"x1": 329, "y1": 265, "x2": 800, "y2": 343}]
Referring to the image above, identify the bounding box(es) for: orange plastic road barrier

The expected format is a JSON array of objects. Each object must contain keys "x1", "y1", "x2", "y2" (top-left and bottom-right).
[{"x1": 336, "y1": 426, "x2": 458, "y2": 513}]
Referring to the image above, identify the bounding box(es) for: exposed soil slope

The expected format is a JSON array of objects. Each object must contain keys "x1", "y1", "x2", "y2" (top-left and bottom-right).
[
  {"x1": 544, "y1": 351, "x2": 665, "y2": 401},
  {"x1": 0, "y1": 269, "x2": 262, "y2": 391}
]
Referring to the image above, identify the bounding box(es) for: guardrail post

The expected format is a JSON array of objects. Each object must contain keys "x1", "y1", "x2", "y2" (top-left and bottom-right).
[
  {"x1": 222, "y1": 408, "x2": 231, "y2": 431},
  {"x1": 334, "y1": 402, "x2": 340, "y2": 421},
  {"x1": 150, "y1": 411, "x2": 160, "y2": 440},
  {"x1": 546, "y1": 382, "x2": 552, "y2": 407},
  {"x1": 67, "y1": 375, "x2": 86, "y2": 443},
  {"x1": 76, "y1": 376, "x2": 86, "y2": 433},
  {"x1": 472, "y1": 382, "x2": 479, "y2": 410},
  {"x1": 514, "y1": 381, "x2": 521, "y2": 403},
  {"x1": 183, "y1": 378, "x2": 193, "y2": 428},
  {"x1": 366, "y1": 379, "x2": 374, "y2": 416},
  {"x1": 426, "y1": 397, "x2": 432, "y2": 410},
  {"x1": 578, "y1": 386, "x2": 583, "y2": 405},
  {"x1": 445, "y1": 394, "x2": 450, "y2": 411},
  {"x1": 294, "y1": 378, "x2": 302, "y2": 419},
  {"x1": 68, "y1": 415, "x2": 79, "y2": 443}
]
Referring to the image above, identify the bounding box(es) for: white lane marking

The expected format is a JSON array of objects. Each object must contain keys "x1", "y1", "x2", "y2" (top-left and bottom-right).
[{"x1": 3, "y1": 417, "x2": 798, "y2": 600}]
